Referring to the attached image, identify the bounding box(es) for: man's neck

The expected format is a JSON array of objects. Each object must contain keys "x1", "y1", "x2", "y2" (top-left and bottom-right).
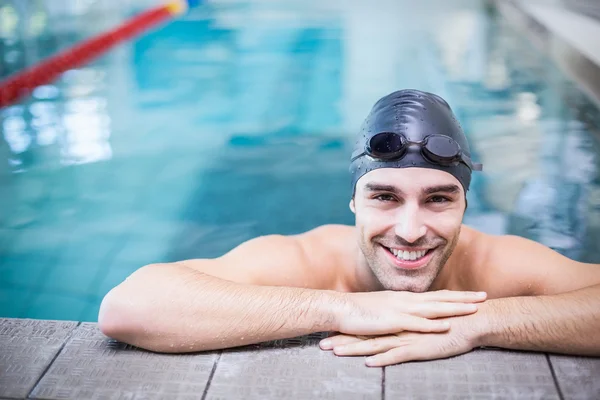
[
  {"x1": 353, "y1": 250, "x2": 386, "y2": 292},
  {"x1": 430, "y1": 225, "x2": 479, "y2": 292}
]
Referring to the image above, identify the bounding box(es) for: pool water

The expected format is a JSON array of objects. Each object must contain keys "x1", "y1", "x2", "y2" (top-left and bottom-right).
[{"x1": 1, "y1": 0, "x2": 600, "y2": 322}]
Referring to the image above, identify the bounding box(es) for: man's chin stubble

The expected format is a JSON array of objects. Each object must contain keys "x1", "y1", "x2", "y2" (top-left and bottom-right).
[{"x1": 381, "y1": 253, "x2": 442, "y2": 290}]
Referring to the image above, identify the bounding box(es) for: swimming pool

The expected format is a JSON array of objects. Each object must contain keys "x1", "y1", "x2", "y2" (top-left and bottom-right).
[{"x1": 1, "y1": 0, "x2": 600, "y2": 322}]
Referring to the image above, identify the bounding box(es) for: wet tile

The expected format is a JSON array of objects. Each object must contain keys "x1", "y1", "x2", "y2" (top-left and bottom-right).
[
  {"x1": 207, "y1": 333, "x2": 381, "y2": 400},
  {"x1": 30, "y1": 323, "x2": 218, "y2": 400},
  {"x1": 385, "y1": 349, "x2": 559, "y2": 399},
  {"x1": 549, "y1": 354, "x2": 600, "y2": 400},
  {"x1": 0, "y1": 318, "x2": 78, "y2": 399}
]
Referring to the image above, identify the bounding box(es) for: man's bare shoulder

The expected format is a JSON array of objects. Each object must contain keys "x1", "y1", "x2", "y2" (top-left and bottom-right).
[
  {"x1": 452, "y1": 225, "x2": 600, "y2": 298},
  {"x1": 451, "y1": 226, "x2": 543, "y2": 297},
  {"x1": 448, "y1": 225, "x2": 528, "y2": 296},
  {"x1": 179, "y1": 224, "x2": 357, "y2": 291},
  {"x1": 295, "y1": 224, "x2": 356, "y2": 244},
  {"x1": 294, "y1": 224, "x2": 359, "y2": 291}
]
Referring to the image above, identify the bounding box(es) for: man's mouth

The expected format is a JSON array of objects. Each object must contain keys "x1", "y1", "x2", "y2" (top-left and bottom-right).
[{"x1": 381, "y1": 245, "x2": 435, "y2": 270}]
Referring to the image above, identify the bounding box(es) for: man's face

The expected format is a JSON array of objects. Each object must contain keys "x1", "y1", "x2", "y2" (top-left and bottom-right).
[{"x1": 351, "y1": 167, "x2": 466, "y2": 292}]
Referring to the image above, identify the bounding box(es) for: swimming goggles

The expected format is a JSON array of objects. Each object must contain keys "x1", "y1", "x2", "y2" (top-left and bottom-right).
[{"x1": 350, "y1": 132, "x2": 483, "y2": 171}]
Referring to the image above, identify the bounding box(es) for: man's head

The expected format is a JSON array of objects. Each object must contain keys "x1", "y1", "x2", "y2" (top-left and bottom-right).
[{"x1": 349, "y1": 89, "x2": 481, "y2": 292}]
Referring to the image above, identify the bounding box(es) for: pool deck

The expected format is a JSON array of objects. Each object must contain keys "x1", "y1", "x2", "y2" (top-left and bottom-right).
[{"x1": 1, "y1": 318, "x2": 599, "y2": 399}]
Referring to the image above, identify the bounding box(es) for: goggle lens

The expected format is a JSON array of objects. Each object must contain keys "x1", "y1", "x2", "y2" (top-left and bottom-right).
[
  {"x1": 367, "y1": 132, "x2": 406, "y2": 159},
  {"x1": 422, "y1": 135, "x2": 461, "y2": 164}
]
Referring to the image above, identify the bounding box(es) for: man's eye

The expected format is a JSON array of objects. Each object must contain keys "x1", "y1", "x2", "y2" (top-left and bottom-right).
[
  {"x1": 429, "y1": 196, "x2": 450, "y2": 203},
  {"x1": 375, "y1": 194, "x2": 395, "y2": 202}
]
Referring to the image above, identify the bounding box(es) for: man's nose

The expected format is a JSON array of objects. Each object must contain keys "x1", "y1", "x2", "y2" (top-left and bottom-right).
[{"x1": 394, "y1": 205, "x2": 427, "y2": 243}]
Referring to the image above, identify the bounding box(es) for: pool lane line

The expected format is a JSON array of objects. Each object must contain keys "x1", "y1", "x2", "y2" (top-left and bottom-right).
[{"x1": 0, "y1": 0, "x2": 188, "y2": 108}]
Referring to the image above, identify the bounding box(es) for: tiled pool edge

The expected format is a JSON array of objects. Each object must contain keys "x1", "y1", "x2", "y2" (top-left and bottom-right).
[{"x1": 2, "y1": 318, "x2": 600, "y2": 399}]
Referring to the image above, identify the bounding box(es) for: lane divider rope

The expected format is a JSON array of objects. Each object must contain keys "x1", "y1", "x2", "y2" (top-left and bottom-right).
[{"x1": 0, "y1": 0, "x2": 188, "y2": 108}]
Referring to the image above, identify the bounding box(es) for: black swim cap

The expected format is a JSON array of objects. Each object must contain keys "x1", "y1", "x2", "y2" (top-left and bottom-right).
[{"x1": 350, "y1": 89, "x2": 481, "y2": 194}]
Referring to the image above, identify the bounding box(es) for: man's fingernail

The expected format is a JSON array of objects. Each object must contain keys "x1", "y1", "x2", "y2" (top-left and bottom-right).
[
  {"x1": 320, "y1": 340, "x2": 332, "y2": 349},
  {"x1": 477, "y1": 292, "x2": 487, "y2": 297},
  {"x1": 365, "y1": 357, "x2": 376, "y2": 366},
  {"x1": 440, "y1": 321, "x2": 450, "y2": 329}
]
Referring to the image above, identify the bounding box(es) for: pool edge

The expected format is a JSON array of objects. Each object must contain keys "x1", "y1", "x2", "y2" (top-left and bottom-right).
[{"x1": 494, "y1": 0, "x2": 600, "y2": 111}]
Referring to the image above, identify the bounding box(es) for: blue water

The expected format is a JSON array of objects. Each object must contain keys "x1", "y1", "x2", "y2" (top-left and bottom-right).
[{"x1": 1, "y1": 0, "x2": 600, "y2": 322}]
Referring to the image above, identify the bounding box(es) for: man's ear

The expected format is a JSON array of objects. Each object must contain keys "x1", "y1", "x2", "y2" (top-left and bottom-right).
[{"x1": 349, "y1": 198, "x2": 356, "y2": 214}]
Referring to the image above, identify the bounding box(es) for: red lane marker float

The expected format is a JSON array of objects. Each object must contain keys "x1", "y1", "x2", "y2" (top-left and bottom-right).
[{"x1": 0, "y1": 1, "x2": 187, "y2": 108}]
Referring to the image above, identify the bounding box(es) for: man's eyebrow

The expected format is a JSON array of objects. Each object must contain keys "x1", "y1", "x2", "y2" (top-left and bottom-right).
[
  {"x1": 422, "y1": 184, "x2": 460, "y2": 195},
  {"x1": 364, "y1": 183, "x2": 402, "y2": 194},
  {"x1": 364, "y1": 183, "x2": 461, "y2": 196}
]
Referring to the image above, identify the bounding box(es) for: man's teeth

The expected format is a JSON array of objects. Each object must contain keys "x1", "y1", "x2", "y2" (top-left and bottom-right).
[{"x1": 389, "y1": 248, "x2": 428, "y2": 261}]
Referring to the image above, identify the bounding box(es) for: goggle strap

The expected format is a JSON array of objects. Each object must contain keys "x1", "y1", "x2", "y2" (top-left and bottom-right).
[{"x1": 350, "y1": 151, "x2": 366, "y2": 163}]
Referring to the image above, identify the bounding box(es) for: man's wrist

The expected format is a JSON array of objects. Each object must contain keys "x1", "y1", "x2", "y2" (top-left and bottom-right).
[
  {"x1": 467, "y1": 300, "x2": 499, "y2": 348},
  {"x1": 470, "y1": 297, "x2": 528, "y2": 349},
  {"x1": 309, "y1": 289, "x2": 350, "y2": 333}
]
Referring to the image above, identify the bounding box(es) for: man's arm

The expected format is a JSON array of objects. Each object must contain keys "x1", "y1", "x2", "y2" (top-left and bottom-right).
[
  {"x1": 99, "y1": 261, "x2": 347, "y2": 353},
  {"x1": 477, "y1": 284, "x2": 600, "y2": 354},
  {"x1": 98, "y1": 231, "x2": 345, "y2": 352},
  {"x1": 320, "y1": 234, "x2": 600, "y2": 366},
  {"x1": 474, "y1": 234, "x2": 600, "y2": 355},
  {"x1": 99, "y1": 226, "x2": 484, "y2": 353}
]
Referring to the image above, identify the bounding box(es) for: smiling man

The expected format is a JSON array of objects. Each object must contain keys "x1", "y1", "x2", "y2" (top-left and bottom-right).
[{"x1": 99, "y1": 89, "x2": 600, "y2": 367}]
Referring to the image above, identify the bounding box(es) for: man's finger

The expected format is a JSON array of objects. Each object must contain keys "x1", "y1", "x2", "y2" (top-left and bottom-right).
[
  {"x1": 319, "y1": 334, "x2": 364, "y2": 350},
  {"x1": 333, "y1": 336, "x2": 401, "y2": 356},
  {"x1": 423, "y1": 290, "x2": 487, "y2": 303},
  {"x1": 392, "y1": 315, "x2": 450, "y2": 333},
  {"x1": 365, "y1": 346, "x2": 416, "y2": 367},
  {"x1": 411, "y1": 301, "x2": 478, "y2": 318}
]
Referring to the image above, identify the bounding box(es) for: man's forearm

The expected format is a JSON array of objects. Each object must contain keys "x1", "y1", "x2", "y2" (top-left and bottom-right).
[
  {"x1": 99, "y1": 263, "x2": 346, "y2": 352},
  {"x1": 475, "y1": 284, "x2": 600, "y2": 355}
]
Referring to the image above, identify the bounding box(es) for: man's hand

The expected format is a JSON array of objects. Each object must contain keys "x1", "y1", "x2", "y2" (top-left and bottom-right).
[
  {"x1": 321, "y1": 312, "x2": 483, "y2": 367},
  {"x1": 337, "y1": 290, "x2": 487, "y2": 336}
]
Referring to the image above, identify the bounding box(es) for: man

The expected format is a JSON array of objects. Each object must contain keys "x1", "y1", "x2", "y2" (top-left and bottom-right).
[{"x1": 99, "y1": 89, "x2": 600, "y2": 367}]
